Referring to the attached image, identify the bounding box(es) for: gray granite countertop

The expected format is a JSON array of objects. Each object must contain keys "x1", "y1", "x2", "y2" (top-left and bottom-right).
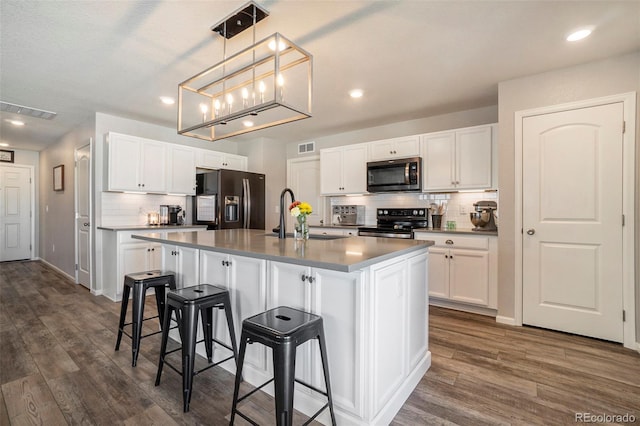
[
  {"x1": 132, "y1": 229, "x2": 433, "y2": 273},
  {"x1": 413, "y1": 227, "x2": 498, "y2": 236},
  {"x1": 98, "y1": 224, "x2": 208, "y2": 231}
]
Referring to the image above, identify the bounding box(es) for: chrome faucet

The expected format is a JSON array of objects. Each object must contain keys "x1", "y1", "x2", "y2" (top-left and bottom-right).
[{"x1": 279, "y1": 188, "x2": 296, "y2": 239}]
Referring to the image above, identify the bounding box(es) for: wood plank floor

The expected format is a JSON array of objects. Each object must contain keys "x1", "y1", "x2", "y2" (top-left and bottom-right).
[{"x1": 1, "y1": 260, "x2": 639, "y2": 425}]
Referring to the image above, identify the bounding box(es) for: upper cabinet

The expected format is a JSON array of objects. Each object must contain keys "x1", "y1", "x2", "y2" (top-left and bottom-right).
[
  {"x1": 196, "y1": 149, "x2": 248, "y2": 171},
  {"x1": 421, "y1": 124, "x2": 495, "y2": 191},
  {"x1": 320, "y1": 144, "x2": 368, "y2": 195},
  {"x1": 107, "y1": 132, "x2": 167, "y2": 193},
  {"x1": 368, "y1": 136, "x2": 420, "y2": 161},
  {"x1": 167, "y1": 145, "x2": 196, "y2": 195}
]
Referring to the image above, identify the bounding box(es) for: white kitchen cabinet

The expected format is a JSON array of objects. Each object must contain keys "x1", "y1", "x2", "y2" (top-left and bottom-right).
[
  {"x1": 161, "y1": 245, "x2": 199, "y2": 288},
  {"x1": 167, "y1": 145, "x2": 196, "y2": 195},
  {"x1": 421, "y1": 124, "x2": 495, "y2": 191},
  {"x1": 196, "y1": 149, "x2": 248, "y2": 171},
  {"x1": 107, "y1": 132, "x2": 167, "y2": 193},
  {"x1": 119, "y1": 242, "x2": 162, "y2": 296},
  {"x1": 268, "y1": 260, "x2": 365, "y2": 416},
  {"x1": 368, "y1": 136, "x2": 420, "y2": 161},
  {"x1": 320, "y1": 143, "x2": 368, "y2": 195},
  {"x1": 199, "y1": 250, "x2": 267, "y2": 372},
  {"x1": 415, "y1": 232, "x2": 497, "y2": 310}
]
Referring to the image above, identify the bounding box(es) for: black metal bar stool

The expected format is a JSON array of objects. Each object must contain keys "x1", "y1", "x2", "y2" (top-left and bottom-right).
[
  {"x1": 230, "y1": 306, "x2": 337, "y2": 426},
  {"x1": 155, "y1": 284, "x2": 239, "y2": 413},
  {"x1": 114, "y1": 270, "x2": 176, "y2": 367}
]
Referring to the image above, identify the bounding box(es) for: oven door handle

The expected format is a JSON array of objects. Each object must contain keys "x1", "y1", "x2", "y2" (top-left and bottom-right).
[{"x1": 358, "y1": 230, "x2": 413, "y2": 239}]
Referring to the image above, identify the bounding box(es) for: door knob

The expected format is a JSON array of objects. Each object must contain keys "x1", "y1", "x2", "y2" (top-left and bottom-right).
[{"x1": 526, "y1": 229, "x2": 535, "y2": 235}]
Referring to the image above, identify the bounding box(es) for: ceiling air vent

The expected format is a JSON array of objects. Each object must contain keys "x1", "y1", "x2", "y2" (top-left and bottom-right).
[
  {"x1": 0, "y1": 101, "x2": 57, "y2": 120},
  {"x1": 298, "y1": 141, "x2": 315, "y2": 154}
]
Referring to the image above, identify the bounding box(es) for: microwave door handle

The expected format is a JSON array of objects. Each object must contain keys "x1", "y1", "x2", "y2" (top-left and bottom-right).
[{"x1": 405, "y1": 163, "x2": 410, "y2": 183}]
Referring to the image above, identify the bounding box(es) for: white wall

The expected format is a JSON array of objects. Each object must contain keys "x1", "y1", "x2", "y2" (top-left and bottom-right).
[
  {"x1": 497, "y1": 52, "x2": 640, "y2": 338},
  {"x1": 39, "y1": 121, "x2": 95, "y2": 278}
]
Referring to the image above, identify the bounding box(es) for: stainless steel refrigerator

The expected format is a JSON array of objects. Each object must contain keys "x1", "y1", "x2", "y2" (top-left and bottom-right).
[{"x1": 192, "y1": 170, "x2": 266, "y2": 230}]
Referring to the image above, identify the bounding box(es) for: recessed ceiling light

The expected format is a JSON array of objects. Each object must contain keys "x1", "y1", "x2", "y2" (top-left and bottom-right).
[
  {"x1": 5, "y1": 119, "x2": 25, "y2": 126},
  {"x1": 243, "y1": 120, "x2": 254, "y2": 128},
  {"x1": 349, "y1": 89, "x2": 364, "y2": 99},
  {"x1": 566, "y1": 28, "x2": 592, "y2": 42},
  {"x1": 160, "y1": 96, "x2": 175, "y2": 105},
  {"x1": 0, "y1": 142, "x2": 9, "y2": 147}
]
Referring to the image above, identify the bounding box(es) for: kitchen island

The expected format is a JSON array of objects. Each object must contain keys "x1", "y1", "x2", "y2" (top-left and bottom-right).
[{"x1": 133, "y1": 229, "x2": 433, "y2": 425}]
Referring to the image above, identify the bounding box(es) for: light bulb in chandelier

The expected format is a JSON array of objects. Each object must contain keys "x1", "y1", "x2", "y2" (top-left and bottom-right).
[
  {"x1": 277, "y1": 74, "x2": 284, "y2": 101},
  {"x1": 226, "y1": 93, "x2": 234, "y2": 114},
  {"x1": 214, "y1": 99, "x2": 221, "y2": 117},
  {"x1": 199, "y1": 103, "x2": 208, "y2": 122},
  {"x1": 258, "y1": 81, "x2": 266, "y2": 103},
  {"x1": 242, "y1": 88, "x2": 249, "y2": 108}
]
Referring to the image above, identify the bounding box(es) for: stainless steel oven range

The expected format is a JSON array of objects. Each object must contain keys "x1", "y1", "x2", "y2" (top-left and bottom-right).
[{"x1": 358, "y1": 208, "x2": 428, "y2": 239}]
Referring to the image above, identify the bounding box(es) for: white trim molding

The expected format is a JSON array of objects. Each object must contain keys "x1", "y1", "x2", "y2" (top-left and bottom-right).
[
  {"x1": 514, "y1": 92, "x2": 636, "y2": 350},
  {"x1": 496, "y1": 315, "x2": 517, "y2": 326}
]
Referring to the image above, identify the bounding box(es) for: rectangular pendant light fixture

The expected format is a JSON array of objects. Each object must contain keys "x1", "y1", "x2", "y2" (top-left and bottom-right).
[{"x1": 178, "y1": 2, "x2": 312, "y2": 142}]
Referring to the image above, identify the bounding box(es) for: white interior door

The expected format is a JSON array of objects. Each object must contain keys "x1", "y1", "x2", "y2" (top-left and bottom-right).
[
  {"x1": 522, "y1": 102, "x2": 624, "y2": 342},
  {"x1": 0, "y1": 165, "x2": 32, "y2": 261},
  {"x1": 287, "y1": 156, "x2": 323, "y2": 225},
  {"x1": 75, "y1": 143, "x2": 91, "y2": 287}
]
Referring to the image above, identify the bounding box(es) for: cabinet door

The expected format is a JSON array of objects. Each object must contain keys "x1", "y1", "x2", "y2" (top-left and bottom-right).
[
  {"x1": 176, "y1": 246, "x2": 199, "y2": 288},
  {"x1": 119, "y1": 243, "x2": 152, "y2": 296},
  {"x1": 139, "y1": 141, "x2": 167, "y2": 193},
  {"x1": 427, "y1": 247, "x2": 449, "y2": 299},
  {"x1": 108, "y1": 133, "x2": 141, "y2": 191},
  {"x1": 269, "y1": 261, "x2": 310, "y2": 381},
  {"x1": 421, "y1": 132, "x2": 455, "y2": 191},
  {"x1": 407, "y1": 252, "x2": 428, "y2": 371},
  {"x1": 310, "y1": 268, "x2": 364, "y2": 416},
  {"x1": 449, "y1": 248, "x2": 489, "y2": 306},
  {"x1": 229, "y1": 255, "x2": 267, "y2": 372},
  {"x1": 223, "y1": 154, "x2": 247, "y2": 171},
  {"x1": 320, "y1": 149, "x2": 344, "y2": 194},
  {"x1": 198, "y1": 150, "x2": 225, "y2": 169},
  {"x1": 393, "y1": 136, "x2": 420, "y2": 158},
  {"x1": 368, "y1": 140, "x2": 396, "y2": 160},
  {"x1": 456, "y1": 126, "x2": 492, "y2": 189},
  {"x1": 342, "y1": 145, "x2": 367, "y2": 193},
  {"x1": 168, "y1": 146, "x2": 196, "y2": 194},
  {"x1": 148, "y1": 244, "x2": 162, "y2": 270}
]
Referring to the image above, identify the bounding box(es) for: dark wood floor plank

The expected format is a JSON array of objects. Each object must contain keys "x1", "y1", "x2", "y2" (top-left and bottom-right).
[{"x1": 2, "y1": 262, "x2": 639, "y2": 425}]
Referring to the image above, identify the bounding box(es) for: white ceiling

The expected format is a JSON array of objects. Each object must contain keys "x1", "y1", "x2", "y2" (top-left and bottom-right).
[{"x1": 1, "y1": 1, "x2": 639, "y2": 152}]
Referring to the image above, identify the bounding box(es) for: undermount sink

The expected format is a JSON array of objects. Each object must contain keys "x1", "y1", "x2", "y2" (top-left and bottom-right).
[{"x1": 263, "y1": 233, "x2": 348, "y2": 240}]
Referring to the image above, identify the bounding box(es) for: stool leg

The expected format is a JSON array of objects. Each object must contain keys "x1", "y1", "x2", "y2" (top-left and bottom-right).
[
  {"x1": 223, "y1": 294, "x2": 239, "y2": 364},
  {"x1": 229, "y1": 330, "x2": 249, "y2": 426},
  {"x1": 154, "y1": 285, "x2": 167, "y2": 331},
  {"x1": 114, "y1": 283, "x2": 131, "y2": 351},
  {"x1": 155, "y1": 304, "x2": 174, "y2": 386},
  {"x1": 201, "y1": 307, "x2": 213, "y2": 363},
  {"x1": 131, "y1": 281, "x2": 146, "y2": 367},
  {"x1": 182, "y1": 304, "x2": 198, "y2": 413},
  {"x1": 318, "y1": 326, "x2": 337, "y2": 426},
  {"x1": 273, "y1": 342, "x2": 296, "y2": 426}
]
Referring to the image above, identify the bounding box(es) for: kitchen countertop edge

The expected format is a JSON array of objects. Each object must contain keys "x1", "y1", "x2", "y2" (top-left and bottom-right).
[
  {"x1": 413, "y1": 228, "x2": 498, "y2": 236},
  {"x1": 132, "y1": 230, "x2": 433, "y2": 273},
  {"x1": 98, "y1": 225, "x2": 208, "y2": 231}
]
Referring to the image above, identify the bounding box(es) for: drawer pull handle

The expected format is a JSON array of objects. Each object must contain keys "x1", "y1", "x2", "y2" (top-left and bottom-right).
[{"x1": 445, "y1": 239, "x2": 454, "y2": 245}]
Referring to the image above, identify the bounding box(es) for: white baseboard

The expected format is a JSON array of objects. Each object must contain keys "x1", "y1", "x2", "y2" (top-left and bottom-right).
[
  {"x1": 636, "y1": 342, "x2": 640, "y2": 355},
  {"x1": 496, "y1": 315, "x2": 518, "y2": 326},
  {"x1": 38, "y1": 258, "x2": 76, "y2": 282}
]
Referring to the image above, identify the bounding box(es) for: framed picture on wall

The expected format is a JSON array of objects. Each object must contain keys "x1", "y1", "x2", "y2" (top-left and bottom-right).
[
  {"x1": 53, "y1": 165, "x2": 64, "y2": 191},
  {"x1": 0, "y1": 149, "x2": 14, "y2": 163}
]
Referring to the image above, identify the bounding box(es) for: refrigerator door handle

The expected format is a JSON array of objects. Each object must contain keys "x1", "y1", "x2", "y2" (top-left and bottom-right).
[{"x1": 243, "y1": 178, "x2": 251, "y2": 228}]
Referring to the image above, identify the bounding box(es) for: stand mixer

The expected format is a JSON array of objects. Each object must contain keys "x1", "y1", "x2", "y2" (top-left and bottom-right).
[{"x1": 470, "y1": 201, "x2": 498, "y2": 232}]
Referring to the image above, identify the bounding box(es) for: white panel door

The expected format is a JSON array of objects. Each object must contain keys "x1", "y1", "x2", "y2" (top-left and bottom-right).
[
  {"x1": 0, "y1": 165, "x2": 31, "y2": 261},
  {"x1": 75, "y1": 144, "x2": 91, "y2": 287},
  {"x1": 522, "y1": 102, "x2": 624, "y2": 342}
]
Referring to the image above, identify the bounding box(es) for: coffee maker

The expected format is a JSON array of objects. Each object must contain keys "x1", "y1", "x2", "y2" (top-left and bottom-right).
[
  {"x1": 160, "y1": 205, "x2": 183, "y2": 225},
  {"x1": 470, "y1": 201, "x2": 497, "y2": 232}
]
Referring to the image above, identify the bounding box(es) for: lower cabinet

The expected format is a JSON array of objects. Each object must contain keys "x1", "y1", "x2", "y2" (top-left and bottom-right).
[
  {"x1": 415, "y1": 232, "x2": 497, "y2": 310},
  {"x1": 199, "y1": 250, "x2": 268, "y2": 372},
  {"x1": 161, "y1": 245, "x2": 199, "y2": 288},
  {"x1": 268, "y1": 261, "x2": 365, "y2": 417},
  {"x1": 119, "y1": 242, "x2": 162, "y2": 295},
  {"x1": 309, "y1": 226, "x2": 359, "y2": 237}
]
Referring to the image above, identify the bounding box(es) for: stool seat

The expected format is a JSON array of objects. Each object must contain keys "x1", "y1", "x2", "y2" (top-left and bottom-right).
[
  {"x1": 115, "y1": 270, "x2": 176, "y2": 367},
  {"x1": 230, "y1": 306, "x2": 337, "y2": 426},
  {"x1": 155, "y1": 284, "x2": 238, "y2": 413}
]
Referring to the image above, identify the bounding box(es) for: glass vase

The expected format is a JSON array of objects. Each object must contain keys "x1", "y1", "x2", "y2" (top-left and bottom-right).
[{"x1": 295, "y1": 216, "x2": 309, "y2": 241}]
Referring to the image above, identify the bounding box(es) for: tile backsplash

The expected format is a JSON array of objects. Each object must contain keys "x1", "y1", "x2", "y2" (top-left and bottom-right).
[
  {"x1": 329, "y1": 191, "x2": 498, "y2": 230},
  {"x1": 101, "y1": 192, "x2": 188, "y2": 226}
]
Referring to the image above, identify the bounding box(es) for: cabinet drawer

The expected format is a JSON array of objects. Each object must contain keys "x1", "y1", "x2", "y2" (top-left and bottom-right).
[{"x1": 428, "y1": 234, "x2": 489, "y2": 250}]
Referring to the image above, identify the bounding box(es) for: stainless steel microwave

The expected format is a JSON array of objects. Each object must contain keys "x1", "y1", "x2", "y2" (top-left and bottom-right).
[{"x1": 367, "y1": 157, "x2": 422, "y2": 192}]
